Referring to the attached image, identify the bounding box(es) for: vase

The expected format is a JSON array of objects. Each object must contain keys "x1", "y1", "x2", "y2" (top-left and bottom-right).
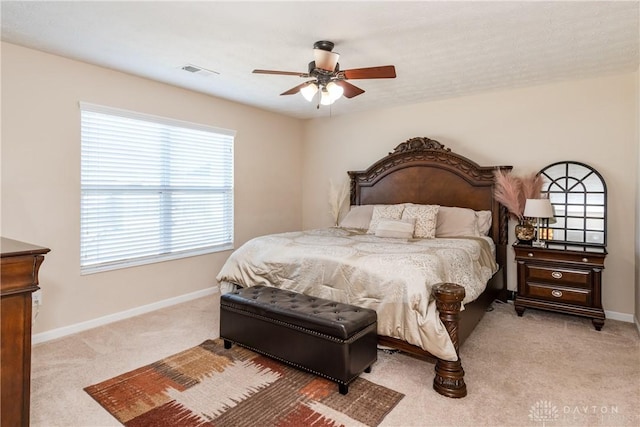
[{"x1": 515, "y1": 220, "x2": 535, "y2": 243}]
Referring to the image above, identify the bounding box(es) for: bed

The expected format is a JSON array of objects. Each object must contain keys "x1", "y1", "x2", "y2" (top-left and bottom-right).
[{"x1": 217, "y1": 137, "x2": 511, "y2": 398}]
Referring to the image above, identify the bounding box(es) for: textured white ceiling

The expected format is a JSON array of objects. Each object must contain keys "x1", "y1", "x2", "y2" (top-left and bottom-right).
[{"x1": 2, "y1": 1, "x2": 638, "y2": 119}]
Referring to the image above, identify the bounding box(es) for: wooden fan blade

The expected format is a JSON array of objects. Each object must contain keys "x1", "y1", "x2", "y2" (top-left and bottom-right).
[
  {"x1": 334, "y1": 80, "x2": 365, "y2": 99},
  {"x1": 280, "y1": 81, "x2": 312, "y2": 96},
  {"x1": 253, "y1": 69, "x2": 309, "y2": 77},
  {"x1": 342, "y1": 65, "x2": 396, "y2": 80}
]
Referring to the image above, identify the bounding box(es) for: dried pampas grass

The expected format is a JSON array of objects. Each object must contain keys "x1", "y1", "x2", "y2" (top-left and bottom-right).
[
  {"x1": 520, "y1": 172, "x2": 544, "y2": 200},
  {"x1": 494, "y1": 169, "x2": 523, "y2": 220},
  {"x1": 494, "y1": 169, "x2": 545, "y2": 220},
  {"x1": 329, "y1": 179, "x2": 350, "y2": 226}
]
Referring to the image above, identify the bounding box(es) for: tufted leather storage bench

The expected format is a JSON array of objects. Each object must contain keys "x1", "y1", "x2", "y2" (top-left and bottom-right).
[{"x1": 220, "y1": 285, "x2": 377, "y2": 394}]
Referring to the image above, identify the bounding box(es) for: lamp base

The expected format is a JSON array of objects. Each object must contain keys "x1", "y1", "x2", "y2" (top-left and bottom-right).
[{"x1": 532, "y1": 240, "x2": 546, "y2": 248}]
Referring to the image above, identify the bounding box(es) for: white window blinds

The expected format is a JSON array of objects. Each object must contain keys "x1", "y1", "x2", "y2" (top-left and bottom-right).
[{"x1": 80, "y1": 102, "x2": 235, "y2": 274}]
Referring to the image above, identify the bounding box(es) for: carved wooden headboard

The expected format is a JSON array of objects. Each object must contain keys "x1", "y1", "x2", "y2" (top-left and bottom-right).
[{"x1": 347, "y1": 137, "x2": 512, "y2": 283}]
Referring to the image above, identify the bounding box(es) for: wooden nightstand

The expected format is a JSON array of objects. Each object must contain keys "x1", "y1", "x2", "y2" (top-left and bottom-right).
[{"x1": 513, "y1": 244, "x2": 606, "y2": 330}]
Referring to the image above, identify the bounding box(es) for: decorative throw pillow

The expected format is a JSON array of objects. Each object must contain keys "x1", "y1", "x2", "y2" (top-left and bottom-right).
[
  {"x1": 475, "y1": 210, "x2": 492, "y2": 236},
  {"x1": 401, "y1": 204, "x2": 439, "y2": 238},
  {"x1": 338, "y1": 205, "x2": 374, "y2": 229},
  {"x1": 375, "y1": 218, "x2": 416, "y2": 239},
  {"x1": 367, "y1": 204, "x2": 405, "y2": 234},
  {"x1": 436, "y1": 206, "x2": 479, "y2": 237}
]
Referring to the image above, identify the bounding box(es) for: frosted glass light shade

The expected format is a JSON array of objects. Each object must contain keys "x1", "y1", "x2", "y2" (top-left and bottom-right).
[
  {"x1": 300, "y1": 82, "x2": 318, "y2": 101},
  {"x1": 320, "y1": 87, "x2": 333, "y2": 105},
  {"x1": 313, "y1": 49, "x2": 339, "y2": 71},
  {"x1": 326, "y1": 82, "x2": 344, "y2": 102}
]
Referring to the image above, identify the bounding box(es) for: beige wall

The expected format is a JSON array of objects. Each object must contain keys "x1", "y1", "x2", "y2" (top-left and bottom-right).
[
  {"x1": 1, "y1": 43, "x2": 303, "y2": 334},
  {"x1": 636, "y1": 65, "x2": 640, "y2": 329},
  {"x1": 302, "y1": 72, "x2": 638, "y2": 316}
]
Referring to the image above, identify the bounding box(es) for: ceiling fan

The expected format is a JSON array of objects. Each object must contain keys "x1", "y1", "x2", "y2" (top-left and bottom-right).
[{"x1": 253, "y1": 41, "x2": 396, "y2": 107}]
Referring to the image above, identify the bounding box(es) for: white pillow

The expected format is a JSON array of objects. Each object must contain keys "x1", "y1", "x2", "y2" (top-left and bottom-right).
[
  {"x1": 338, "y1": 205, "x2": 374, "y2": 229},
  {"x1": 375, "y1": 218, "x2": 416, "y2": 239},
  {"x1": 401, "y1": 204, "x2": 439, "y2": 238},
  {"x1": 436, "y1": 206, "x2": 479, "y2": 237},
  {"x1": 367, "y1": 204, "x2": 405, "y2": 234},
  {"x1": 475, "y1": 210, "x2": 492, "y2": 236}
]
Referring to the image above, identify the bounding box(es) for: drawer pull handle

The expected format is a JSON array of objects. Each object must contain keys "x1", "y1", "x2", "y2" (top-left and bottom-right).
[
  {"x1": 551, "y1": 271, "x2": 563, "y2": 279},
  {"x1": 527, "y1": 253, "x2": 534, "y2": 257},
  {"x1": 582, "y1": 258, "x2": 588, "y2": 263},
  {"x1": 551, "y1": 290, "x2": 563, "y2": 298}
]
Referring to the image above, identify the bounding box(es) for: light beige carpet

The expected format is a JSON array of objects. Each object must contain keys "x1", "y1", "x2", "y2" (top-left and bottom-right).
[{"x1": 31, "y1": 294, "x2": 640, "y2": 426}]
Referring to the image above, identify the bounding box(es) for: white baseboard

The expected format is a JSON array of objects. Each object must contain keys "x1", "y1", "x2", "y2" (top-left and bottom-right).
[
  {"x1": 505, "y1": 302, "x2": 634, "y2": 324},
  {"x1": 32, "y1": 286, "x2": 219, "y2": 345},
  {"x1": 604, "y1": 309, "x2": 635, "y2": 323}
]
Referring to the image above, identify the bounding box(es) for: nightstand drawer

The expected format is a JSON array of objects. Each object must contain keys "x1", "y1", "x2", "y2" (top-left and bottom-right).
[
  {"x1": 525, "y1": 283, "x2": 591, "y2": 306},
  {"x1": 515, "y1": 248, "x2": 605, "y2": 268},
  {"x1": 525, "y1": 265, "x2": 591, "y2": 288}
]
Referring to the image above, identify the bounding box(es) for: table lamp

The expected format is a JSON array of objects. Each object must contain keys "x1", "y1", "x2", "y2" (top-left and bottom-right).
[{"x1": 523, "y1": 198, "x2": 554, "y2": 247}]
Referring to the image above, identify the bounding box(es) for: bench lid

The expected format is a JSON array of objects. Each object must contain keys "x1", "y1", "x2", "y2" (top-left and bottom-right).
[{"x1": 221, "y1": 286, "x2": 377, "y2": 340}]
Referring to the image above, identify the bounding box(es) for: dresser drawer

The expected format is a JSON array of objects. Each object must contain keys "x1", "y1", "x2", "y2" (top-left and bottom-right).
[
  {"x1": 525, "y1": 282, "x2": 591, "y2": 306},
  {"x1": 525, "y1": 265, "x2": 591, "y2": 289},
  {"x1": 0, "y1": 255, "x2": 38, "y2": 295}
]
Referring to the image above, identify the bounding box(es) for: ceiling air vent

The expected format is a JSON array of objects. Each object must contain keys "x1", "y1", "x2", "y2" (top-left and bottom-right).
[{"x1": 181, "y1": 64, "x2": 219, "y2": 77}]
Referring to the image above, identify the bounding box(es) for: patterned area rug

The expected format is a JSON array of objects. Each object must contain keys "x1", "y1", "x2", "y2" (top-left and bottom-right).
[{"x1": 85, "y1": 339, "x2": 403, "y2": 427}]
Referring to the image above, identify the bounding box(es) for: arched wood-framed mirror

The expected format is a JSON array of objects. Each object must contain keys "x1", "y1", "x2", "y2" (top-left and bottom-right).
[{"x1": 539, "y1": 161, "x2": 607, "y2": 251}]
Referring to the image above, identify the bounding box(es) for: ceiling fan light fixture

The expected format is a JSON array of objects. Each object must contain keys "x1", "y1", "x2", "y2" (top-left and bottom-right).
[
  {"x1": 300, "y1": 82, "x2": 318, "y2": 101},
  {"x1": 253, "y1": 40, "x2": 395, "y2": 107},
  {"x1": 318, "y1": 82, "x2": 344, "y2": 105},
  {"x1": 320, "y1": 86, "x2": 334, "y2": 106},
  {"x1": 313, "y1": 49, "x2": 339, "y2": 71},
  {"x1": 326, "y1": 82, "x2": 344, "y2": 102}
]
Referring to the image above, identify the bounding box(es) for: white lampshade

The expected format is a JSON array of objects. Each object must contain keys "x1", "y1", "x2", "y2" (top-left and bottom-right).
[
  {"x1": 320, "y1": 87, "x2": 333, "y2": 105},
  {"x1": 300, "y1": 82, "x2": 318, "y2": 101},
  {"x1": 318, "y1": 82, "x2": 344, "y2": 106},
  {"x1": 523, "y1": 198, "x2": 554, "y2": 218},
  {"x1": 313, "y1": 49, "x2": 339, "y2": 71},
  {"x1": 326, "y1": 82, "x2": 344, "y2": 102}
]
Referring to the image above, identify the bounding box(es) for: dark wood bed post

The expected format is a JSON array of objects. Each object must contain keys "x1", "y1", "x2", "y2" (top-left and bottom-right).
[{"x1": 432, "y1": 283, "x2": 467, "y2": 398}]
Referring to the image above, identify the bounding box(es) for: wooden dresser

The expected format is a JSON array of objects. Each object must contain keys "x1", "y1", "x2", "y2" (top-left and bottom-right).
[
  {"x1": 1, "y1": 238, "x2": 50, "y2": 427},
  {"x1": 513, "y1": 244, "x2": 606, "y2": 330}
]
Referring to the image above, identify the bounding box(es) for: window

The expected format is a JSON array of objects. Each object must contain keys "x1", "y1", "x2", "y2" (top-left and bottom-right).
[{"x1": 80, "y1": 102, "x2": 235, "y2": 274}]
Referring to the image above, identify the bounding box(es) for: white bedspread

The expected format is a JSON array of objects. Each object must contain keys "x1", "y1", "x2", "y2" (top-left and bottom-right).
[{"x1": 216, "y1": 227, "x2": 497, "y2": 361}]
